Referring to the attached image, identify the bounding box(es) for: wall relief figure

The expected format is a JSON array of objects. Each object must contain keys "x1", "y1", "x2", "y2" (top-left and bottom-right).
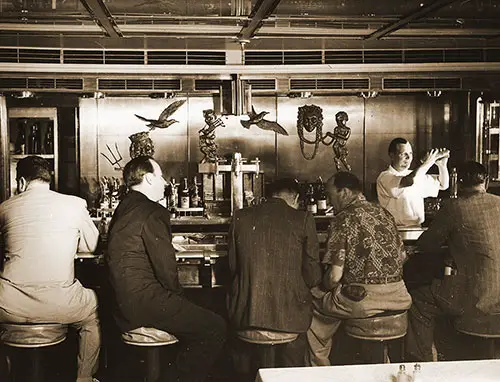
[
  {"x1": 297, "y1": 104, "x2": 324, "y2": 160},
  {"x1": 322, "y1": 111, "x2": 352, "y2": 171},
  {"x1": 100, "y1": 142, "x2": 124, "y2": 170},
  {"x1": 134, "y1": 99, "x2": 186, "y2": 130},
  {"x1": 129, "y1": 131, "x2": 155, "y2": 159},
  {"x1": 199, "y1": 109, "x2": 224, "y2": 163},
  {"x1": 241, "y1": 106, "x2": 288, "y2": 135}
]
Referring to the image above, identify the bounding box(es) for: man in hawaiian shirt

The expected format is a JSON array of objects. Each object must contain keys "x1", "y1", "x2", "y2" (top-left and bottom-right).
[{"x1": 306, "y1": 171, "x2": 412, "y2": 366}]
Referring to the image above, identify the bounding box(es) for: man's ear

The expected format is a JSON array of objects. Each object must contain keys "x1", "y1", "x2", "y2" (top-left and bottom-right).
[
  {"x1": 17, "y1": 177, "x2": 27, "y2": 193},
  {"x1": 144, "y1": 173, "x2": 154, "y2": 185}
]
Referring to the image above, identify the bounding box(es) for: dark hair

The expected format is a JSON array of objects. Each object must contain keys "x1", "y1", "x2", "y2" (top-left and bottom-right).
[
  {"x1": 458, "y1": 161, "x2": 488, "y2": 187},
  {"x1": 388, "y1": 137, "x2": 409, "y2": 155},
  {"x1": 268, "y1": 178, "x2": 300, "y2": 197},
  {"x1": 123, "y1": 156, "x2": 155, "y2": 188},
  {"x1": 330, "y1": 171, "x2": 362, "y2": 193},
  {"x1": 16, "y1": 156, "x2": 51, "y2": 183}
]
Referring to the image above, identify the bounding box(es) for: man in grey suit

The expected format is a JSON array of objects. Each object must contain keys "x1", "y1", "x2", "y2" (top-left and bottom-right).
[
  {"x1": 227, "y1": 178, "x2": 322, "y2": 367},
  {"x1": 0, "y1": 156, "x2": 101, "y2": 382}
]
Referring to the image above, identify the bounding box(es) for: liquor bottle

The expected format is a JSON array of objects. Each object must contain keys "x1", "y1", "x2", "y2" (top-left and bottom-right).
[
  {"x1": 316, "y1": 176, "x2": 327, "y2": 215},
  {"x1": 28, "y1": 123, "x2": 39, "y2": 154},
  {"x1": 450, "y1": 167, "x2": 458, "y2": 199},
  {"x1": 167, "y1": 178, "x2": 177, "y2": 209},
  {"x1": 179, "y1": 177, "x2": 190, "y2": 209},
  {"x1": 14, "y1": 120, "x2": 27, "y2": 154},
  {"x1": 43, "y1": 122, "x2": 54, "y2": 154},
  {"x1": 190, "y1": 177, "x2": 201, "y2": 208},
  {"x1": 306, "y1": 184, "x2": 317, "y2": 215}
]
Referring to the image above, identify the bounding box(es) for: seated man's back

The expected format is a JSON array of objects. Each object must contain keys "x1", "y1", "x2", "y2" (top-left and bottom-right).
[
  {"x1": 228, "y1": 178, "x2": 322, "y2": 367},
  {"x1": 0, "y1": 156, "x2": 101, "y2": 382}
]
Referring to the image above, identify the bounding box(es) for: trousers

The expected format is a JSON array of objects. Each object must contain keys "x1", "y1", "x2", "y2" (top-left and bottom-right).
[
  {"x1": 0, "y1": 280, "x2": 101, "y2": 382},
  {"x1": 306, "y1": 281, "x2": 411, "y2": 366},
  {"x1": 145, "y1": 296, "x2": 227, "y2": 382}
]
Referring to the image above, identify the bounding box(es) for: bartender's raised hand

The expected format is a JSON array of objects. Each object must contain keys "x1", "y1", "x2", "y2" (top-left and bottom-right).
[
  {"x1": 435, "y1": 148, "x2": 450, "y2": 166},
  {"x1": 421, "y1": 148, "x2": 442, "y2": 166}
]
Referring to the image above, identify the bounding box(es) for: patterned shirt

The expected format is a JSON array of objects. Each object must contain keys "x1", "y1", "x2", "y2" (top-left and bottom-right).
[{"x1": 323, "y1": 193, "x2": 406, "y2": 284}]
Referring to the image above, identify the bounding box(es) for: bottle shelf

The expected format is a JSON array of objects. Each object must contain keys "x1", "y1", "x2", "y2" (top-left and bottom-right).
[{"x1": 10, "y1": 154, "x2": 55, "y2": 159}]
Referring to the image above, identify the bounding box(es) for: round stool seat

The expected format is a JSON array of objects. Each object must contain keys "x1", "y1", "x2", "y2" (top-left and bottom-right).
[
  {"x1": 0, "y1": 323, "x2": 68, "y2": 348},
  {"x1": 237, "y1": 329, "x2": 298, "y2": 345},
  {"x1": 455, "y1": 315, "x2": 500, "y2": 338},
  {"x1": 344, "y1": 310, "x2": 408, "y2": 341},
  {"x1": 121, "y1": 327, "x2": 179, "y2": 347}
]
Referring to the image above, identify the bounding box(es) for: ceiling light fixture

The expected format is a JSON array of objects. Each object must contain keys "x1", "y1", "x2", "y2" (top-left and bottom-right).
[
  {"x1": 360, "y1": 91, "x2": 378, "y2": 99},
  {"x1": 12, "y1": 90, "x2": 35, "y2": 99},
  {"x1": 288, "y1": 91, "x2": 313, "y2": 98},
  {"x1": 426, "y1": 90, "x2": 442, "y2": 98}
]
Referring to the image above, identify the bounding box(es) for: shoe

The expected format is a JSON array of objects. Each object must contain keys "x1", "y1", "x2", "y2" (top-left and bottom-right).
[{"x1": 92, "y1": 378, "x2": 100, "y2": 382}]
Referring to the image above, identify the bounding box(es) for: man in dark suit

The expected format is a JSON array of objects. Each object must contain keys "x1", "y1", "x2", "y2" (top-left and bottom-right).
[
  {"x1": 227, "y1": 178, "x2": 322, "y2": 367},
  {"x1": 106, "y1": 156, "x2": 226, "y2": 382}
]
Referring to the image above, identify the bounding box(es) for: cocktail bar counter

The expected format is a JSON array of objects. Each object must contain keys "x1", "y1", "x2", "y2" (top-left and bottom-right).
[{"x1": 79, "y1": 216, "x2": 430, "y2": 290}]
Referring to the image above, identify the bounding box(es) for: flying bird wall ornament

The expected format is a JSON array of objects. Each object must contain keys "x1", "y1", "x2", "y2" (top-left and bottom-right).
[
  {"x1": 134, "y1": 99, "x2": 186, "y2": 130},
  {"x1": 240, "y1": 106, "x2": 288, "y2": 136}
]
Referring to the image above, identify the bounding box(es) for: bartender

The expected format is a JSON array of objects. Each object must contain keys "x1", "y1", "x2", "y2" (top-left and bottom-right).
[{"x1": 377, "y1": 137, "x2": 450, "y2": 227}]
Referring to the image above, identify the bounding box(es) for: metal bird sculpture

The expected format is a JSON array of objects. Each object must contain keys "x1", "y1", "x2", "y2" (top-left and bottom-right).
[
  {"x1": 240, "y1": 106, "x2": 288, "y2": 135},
  {"x1": 134, "y1": 99, "x2": 186, "y2": 130}
]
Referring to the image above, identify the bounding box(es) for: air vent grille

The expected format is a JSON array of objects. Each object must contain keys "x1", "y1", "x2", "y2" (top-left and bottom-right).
[
  {"x1": 0, "y1": 48, "x2": 18, "y2": 63},
  {"x1": 444, "y1": 49, "x2": 484, "y2": 63},
  {"x1": 64, "y1": 50, "x2": 104, "y2": 64},
  {"x1": 187, "y1": 51, "x2": 225, "y2": 65},
  {"x1": 404, "y1": 50, "x2": 444, "y2": 63},
  {"x1": 0, "y1": 77, "x2": 83, "y2": 90},
  {"x1": 247, "y1": 79, "x2": 276, "y2": 90},
  {"x1": 325, "y1": 51, "x2": 363, "y2": 64},
  {"x1": 486, "y1": 49, "x2": 500, "y2": 62},
  {"x1": 19, "y1": 49, "x2": 60, "y2": 64},
  {"x1": 0, "y1": 77, "x2": 27, "y2": 88},
  {"x1": 194, "y1": 79, "x2": 222, "y2": 91},
  {"x1": 290, "y1": 78, "x2": 369, "y2": 90},
  {"x1": 55, "y1": 79, "x2": 83, "y2": 89},
  {"x1": 147, "y1": 51, "x2": 225, "y2": 65},
  {"x1": 364, "y1": 50, "x2": 403, "y2": 64},
  {"x1": 284, "y1": 51, "x2": 322, "y2": 65},
  {"x1": 245, "y1": 51, "x2": 284, "y2": 65},
  {"x1": 98, "y1": 79, "x2": 126, "y2": 90},
  {"x1": 104, "y1": 51, "x2": 144, "y2": 65},
  {"x1": 383, "y1": 77, "x2": 462, "y2": 90},
  {"x1": 97, "y1": 78, "x2": 181, "y2": 91}
]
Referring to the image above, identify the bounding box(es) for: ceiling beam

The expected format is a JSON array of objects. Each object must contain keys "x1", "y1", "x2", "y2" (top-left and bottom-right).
[
  {"x1": 238, "y1": 0, "x2": 282, "y2": 41},
  {"x1": 365, "y1": 0, "x2": 462, "y2": 41},
  {"x1": 79, "y1": 0, "x2": 122, "y2": 38}
]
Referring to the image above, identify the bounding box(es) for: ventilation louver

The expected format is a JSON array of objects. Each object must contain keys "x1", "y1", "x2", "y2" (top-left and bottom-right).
[
  {"x1": 247, "y1": 79, "x2": 276, "y2": 90},
  {"x1": 0, "y1": 77, "x2": 83, "y2": 90},
  {"x1": 194, "y1": 80, "x2": 223, "y2": 91},
  {"x1": 290, "y1": 78, "x2": 370, "y2": 91},
  {"x1": 383, "y1": 77, "x2": 462, "y2": 90},
  {"x1": 98, "y1": 78, "x2": 181, "y2": 91}
]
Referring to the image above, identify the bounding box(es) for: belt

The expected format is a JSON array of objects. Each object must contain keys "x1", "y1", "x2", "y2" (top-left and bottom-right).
[{"x1": 359, "y1": 275, "x2": 402, "y2": 285}]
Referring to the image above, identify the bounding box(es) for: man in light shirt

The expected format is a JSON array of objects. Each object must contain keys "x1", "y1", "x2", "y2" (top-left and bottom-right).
[
  {"x1": 0, "y1": 156, "x2": 101, "y2": 382},
  {"x1": 377, "y1": 137, "x2": 450, "y2": 227}
]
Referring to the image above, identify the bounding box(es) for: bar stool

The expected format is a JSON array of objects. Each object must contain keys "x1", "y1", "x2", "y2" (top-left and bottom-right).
[
  {"x1": 0, "y1": 323, "x2": 68, "y2": 382},
  {"x1": 455, "y1": 315, "x2": 500, "y2": 359},
  {"x1": 121, "y1": 327, "x2": 178, "y2": 382},
  {"x1": 237, "y1": 329, "x2": 298, "y2": 370},
  {"x1": 344, "y1": 310, "x2": 408, "y2": 363}
]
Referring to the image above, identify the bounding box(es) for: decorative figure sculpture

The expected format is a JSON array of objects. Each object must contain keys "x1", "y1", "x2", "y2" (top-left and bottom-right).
[
  {"x1": 129, "y1": 131, "x2": 155, "y2": 159},
  {"x1": 297, "y1": 105, "x2": 324, "y2": 160},
  {"x1": 134, "y1": 99, "x2": 186, "y2": 130},
  {"x1": 100, "y1": 142, "x2": 124, "y2": 171},
  {"x1": 241, "y1": 106, "x2": 288, "y2": 135},
  {"x1": 322, "y1": 111, "x2": 352, "y2": 171},
  {"x1": 199, "y1": 109, "x2": 224, "y2": 163}
]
